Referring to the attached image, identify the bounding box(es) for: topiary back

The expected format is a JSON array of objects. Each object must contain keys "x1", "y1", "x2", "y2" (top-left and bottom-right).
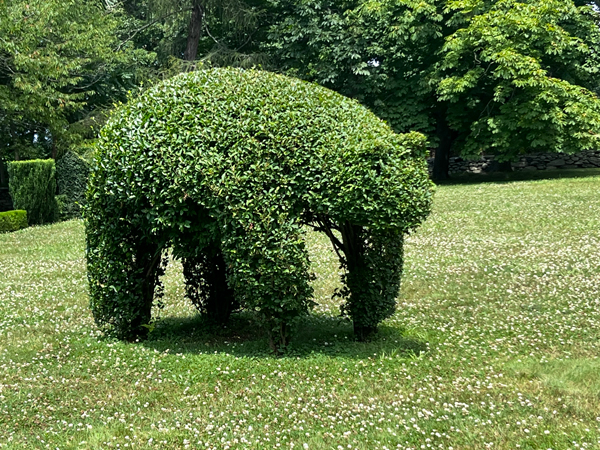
[
  {"x1": 7, "y1": 159, "x2": 58, "y2": 226},
  {"x1": 86, "y1": 68, "x2": 434, "y2": 349}
]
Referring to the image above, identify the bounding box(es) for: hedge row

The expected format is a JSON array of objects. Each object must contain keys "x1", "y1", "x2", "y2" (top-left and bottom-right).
[
  {"x1": 4, "y1": 154, "x2": 90, "y2": 225},
  {"x1": 7, "y1": 159, "x2": 57, "y2": 225},
  {"x1": 56, "y1": 152, "x2": 90, "y2": 219},
  {"x1": 0, "y1": 210, "x2": 28, "y2": 233}
]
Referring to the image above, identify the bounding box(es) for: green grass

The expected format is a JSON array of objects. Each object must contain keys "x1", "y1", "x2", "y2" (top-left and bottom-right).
[{"x1": 1, "y1": 171, "x2": 600, "y2": 449}]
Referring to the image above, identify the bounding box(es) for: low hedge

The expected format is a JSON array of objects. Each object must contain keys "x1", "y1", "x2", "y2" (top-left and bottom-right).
[
  {"x1": 0, "y1": 210, "x2": 28, "y2": 233},
  {"x1": 7, "y1": 159, "x2": 58, "y2": 225}
]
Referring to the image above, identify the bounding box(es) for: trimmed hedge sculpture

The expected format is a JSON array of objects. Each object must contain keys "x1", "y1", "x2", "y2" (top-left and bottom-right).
[
  {"x1": 0, "y1": 210, "x2": 28, "y2": 233},
  {"x1": 7, "y1": 159, "x2": 58, "y2": 225},
  {"x1": 86, "y1": 68, "x2": 434, "y2": 349}
]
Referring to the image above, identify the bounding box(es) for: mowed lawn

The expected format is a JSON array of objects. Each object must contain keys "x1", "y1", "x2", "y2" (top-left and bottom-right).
[{"x1": 1, "y1": 171, "x2": 600, "y2": 450}]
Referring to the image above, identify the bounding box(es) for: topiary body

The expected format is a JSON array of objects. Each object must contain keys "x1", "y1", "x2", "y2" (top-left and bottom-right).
[{"x1": 85, "y1": 68, "x2": 433, "y2": 349}]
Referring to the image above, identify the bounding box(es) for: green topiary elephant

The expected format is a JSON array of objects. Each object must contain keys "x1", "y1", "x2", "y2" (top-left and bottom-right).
[{"x1": 85, "y1": 68, "x2": 434, "y2": 350}]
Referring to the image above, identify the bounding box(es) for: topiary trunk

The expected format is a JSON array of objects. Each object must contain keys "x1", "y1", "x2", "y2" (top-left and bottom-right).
[{"x1": 183, "y1": 248, "x2": 237, "y2": 325}]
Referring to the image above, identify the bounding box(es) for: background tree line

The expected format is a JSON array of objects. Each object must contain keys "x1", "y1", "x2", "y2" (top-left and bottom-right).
[{"x1": 2, "y1": 0, "x2": 600, "y2": 182}]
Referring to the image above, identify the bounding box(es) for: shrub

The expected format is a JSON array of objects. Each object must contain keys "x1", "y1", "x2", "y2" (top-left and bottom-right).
[
  {"x1": 7, "y1": 159, "x2": 58, "y2": 225},
  {"x1": 86, "y1": 68, "x2": 434, "y2": 349},
  {"x1": 55, "y1": 194, "x2": 69, "y2": 221},
  {"x1": 0, "y1": 210, "x2": 28, "y2": 233},
  {"x1": 56, "y1": 152, "x2": 91, "y2": 219}
]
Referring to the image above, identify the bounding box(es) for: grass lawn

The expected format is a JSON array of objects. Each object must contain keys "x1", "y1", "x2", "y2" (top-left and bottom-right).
[{"x1": 1, "y1": 170, "x2": 600, "y2": 449}]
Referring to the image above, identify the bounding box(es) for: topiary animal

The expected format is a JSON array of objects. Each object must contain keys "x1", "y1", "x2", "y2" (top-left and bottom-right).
[{"x1": 85, "y1": 68, "x2": 433, "y2": 349}]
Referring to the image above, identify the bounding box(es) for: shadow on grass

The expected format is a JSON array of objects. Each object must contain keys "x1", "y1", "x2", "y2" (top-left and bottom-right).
[
  {"x1": 436, "y1": 168, "x2": 600, "y2": 186},
  {"x1": 141, "y1": 311, "x2": 427, "y2": 360}
]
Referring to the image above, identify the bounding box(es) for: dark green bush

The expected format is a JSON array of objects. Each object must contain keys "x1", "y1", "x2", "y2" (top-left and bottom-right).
[
  {"x1": 55, "y1": 194, "x2": 69, "y2": 221},
  {"x1": 7, "y1": 159, "x2": 58, "y2": 225},
  {"x1": 0, "y1": 210, "x2": 28, "y2": 233},
  {"x1": 86, "y1": 68, "x2": 434, "y2": 349},
  {"x1": 56, "y1": 152, "x2": 91, "y2": 219}
]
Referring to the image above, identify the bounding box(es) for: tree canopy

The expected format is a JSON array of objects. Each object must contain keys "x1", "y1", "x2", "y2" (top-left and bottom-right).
[
  {"x1": 0, "y1": 0, "x2": 153, "y2": 161},
  {"x1": 119, "y1": 0, "x2": 270, "y2": 68},
  {"x1": 3, "y1": 0, "x2": 600, "y2": 182},
  {"x1": 0, "y1": 0, "x2": 272, "y2": 167},
  {"x1": 266, "y1": 0, "x2": 600, "y2": 179}
]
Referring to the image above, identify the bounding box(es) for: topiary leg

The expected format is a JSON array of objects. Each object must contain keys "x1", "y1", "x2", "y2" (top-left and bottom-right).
[
  {"x1": 219, "y1": 214, "x2": 315, "y2": 352},
  {"x1": 183, "y1": 247, "x2": 237, "y2": 325},
  {"x1": 338, "y1": 224, "x2": 404, "y2": 341},
  {"x1": 87, "y1": 214, "x2": 165, "y2": 341},
  {"x1": 130, "y1": 241, "x2": 165, "y2": 338}
]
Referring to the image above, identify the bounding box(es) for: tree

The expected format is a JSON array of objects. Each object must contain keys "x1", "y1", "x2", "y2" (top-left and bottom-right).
[
  {"x1": 266, "y1": 0, "x2": 600, "y2": 180},
  {"x1": 0, "y1": 0, "x2": 154, "y2": 161},
  {"x1": 119, "y1": 0, "x2": 270, "y2": 69}
]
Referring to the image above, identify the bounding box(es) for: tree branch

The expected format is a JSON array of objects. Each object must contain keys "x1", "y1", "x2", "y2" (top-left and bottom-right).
[{"x1": 115, "y1": 8, "x2": 193, "y2": 52}]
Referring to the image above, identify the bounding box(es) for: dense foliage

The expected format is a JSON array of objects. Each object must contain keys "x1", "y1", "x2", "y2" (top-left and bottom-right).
[
  {"x1": 0, "y1": 210, "x2": 27, "y2": 233},
  {"x1": 7, "y1": 160, "x2": 57, "y2": 225},
  {"x1": 56, "y1": 152, "x2": 91, "y2": 219},
  {"x1": 266, "y1": 0, "x2": 600, "y2": 179},
  {"x1": 86, "y1": 68, "x2": 433, "y2": 348},
  {"x1": 0, "y1": 0, "x2": 154, "y2": 160},
  {"x1": 5, "y1": 0, "x2": 600, "y2": 177},
  {"x1": 119, "y1": 0, "x2": 270, "y2": 67}
]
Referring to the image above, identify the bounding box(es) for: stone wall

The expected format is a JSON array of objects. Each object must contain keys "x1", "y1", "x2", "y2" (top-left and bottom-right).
[{"x1": 427, "y1": 150, "x2": 600, "y2": 174}]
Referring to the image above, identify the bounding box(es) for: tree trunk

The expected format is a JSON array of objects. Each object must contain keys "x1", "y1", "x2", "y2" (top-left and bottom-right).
[
  {"x1": 339, "y1": 222, "x2": 378, "y2": 341},
  {"x1": 184, "y1": 4, "x2": 203, "y2": 61},
  {"x1": 131, "y1": 244, "x2": 163, "y2": 340},
  {"x1": 432, "y1": 112, "x2": 452, "y2": 182}
]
